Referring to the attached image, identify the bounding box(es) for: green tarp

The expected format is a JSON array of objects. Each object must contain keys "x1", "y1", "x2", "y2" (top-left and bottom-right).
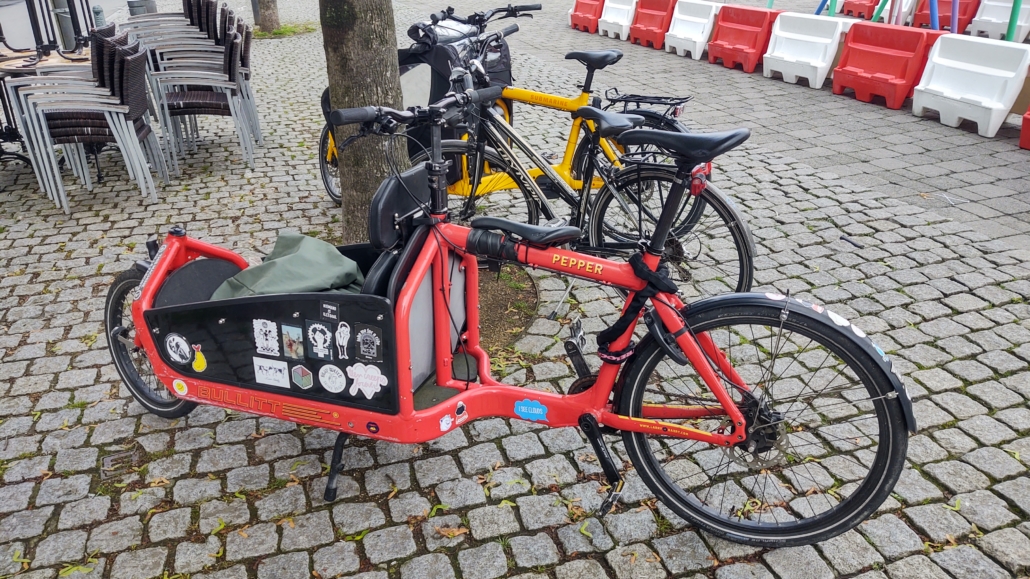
[{"x1": 211, "y1": 233, "x2": 364, "y2": 300}]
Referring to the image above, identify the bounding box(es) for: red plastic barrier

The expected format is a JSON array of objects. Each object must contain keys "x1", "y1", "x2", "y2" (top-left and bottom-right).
[
  {"x1": 707, "y1": 6, "x2": 783, "y2": 73},
  {"x1": 571, "y1": 0, "x2": 606, "y2": 33},
  {"x1": 912, "y1": 0, "x2": 981, "y2": 32},
  {"x1": 629, "y1": 0, "x2": 677, "y2": 48},
  {"x1": 1021, "y1": 106, "x2": 1030, "y2": 150},
  {"x1": 841, "y1": 0, "x2": 879, "y2": 19},
  {"x1": 832, "y1": 22, "x2": 940, "y2": 109}
]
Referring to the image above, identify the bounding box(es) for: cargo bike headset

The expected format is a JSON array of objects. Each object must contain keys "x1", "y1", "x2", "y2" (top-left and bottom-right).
[{"x1": 110, "y1": 83, "x2": 916, "y2": 547}]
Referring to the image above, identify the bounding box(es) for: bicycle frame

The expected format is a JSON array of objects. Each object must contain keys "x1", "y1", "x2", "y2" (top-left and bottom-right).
[
  {"x1": 131, "y1": 225, "x2": 749, "y2": 446},
  {"x1": 324, "y1": 86, "x2": 623, "y2": 197}
]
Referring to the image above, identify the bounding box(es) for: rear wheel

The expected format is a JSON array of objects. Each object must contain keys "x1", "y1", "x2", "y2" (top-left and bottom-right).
[
  {"x1": 588, "y1": 166, "x2": 754, "y2": 300},
  {"x1": 319, "y1": 123, "x2": 342, "y2": 205},
  {"x1": 619, "y1": 300, "x2": 908, "y2": 546},
  {"x1": 410, "y1": 140, "x2": 541, "y2": 226},
  {"x1": 105, "y1": 268, "x2": 196, "y2": 418}
]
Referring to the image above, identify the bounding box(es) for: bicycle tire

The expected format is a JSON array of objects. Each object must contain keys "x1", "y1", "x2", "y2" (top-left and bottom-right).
[
  {"x1": 410, "y1": 139, "x2": 541, "y2": 225},
  {"x1": 588, "y1": 165, "x2": 755, "y2": 299},
  {"x1": 105, "y1": 268, "x2": 196, "y2": 419},
  {"x1": 618, "y1": 296, "x2": 909, "y2": 547},
  {"x1": 319, "y1": 124, "x2": 343, "y2": 206},
  {"x1": 570, "y1": 109, "x2": 687, "y2": 181}
]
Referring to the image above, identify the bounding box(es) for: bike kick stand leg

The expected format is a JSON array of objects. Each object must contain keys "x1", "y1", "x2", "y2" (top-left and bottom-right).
[
  {"x1": 579, "y1": 414, "x2": 624, "y2": 515},
  {"x1": 323, "y1": 432, "x2": 349, "y2": 502}
]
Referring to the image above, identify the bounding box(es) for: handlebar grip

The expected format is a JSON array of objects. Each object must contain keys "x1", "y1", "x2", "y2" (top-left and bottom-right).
[
  {"x1": 470, "y1": 85, "x2": 505, "y2": 104},
  {"x1": 500, "y1": 23, "x2": 520, "y2": 37},
  {"x1": 429, "y1": 9, "x2": 448, "y2": 23},
  {"x1": 514, "y1": 4, "x2": 542, "y2": 10},
  {"x1": 329, "y1": 106, "x2": 378, "y2": 126}
]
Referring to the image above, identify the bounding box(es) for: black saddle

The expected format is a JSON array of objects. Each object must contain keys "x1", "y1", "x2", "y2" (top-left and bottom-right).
[
  {"x1": 616, "y1": 128, "x2": 751, "y2": 165},
  {"x1": 565, "y1": 49, "x2": 623, "y2": 70},
  {"x1": 471, "y1": 217, "x2": 582, "y2": 246},
  {"x1": 574, "y1": 107, "x2": 643, "y2": 137}
]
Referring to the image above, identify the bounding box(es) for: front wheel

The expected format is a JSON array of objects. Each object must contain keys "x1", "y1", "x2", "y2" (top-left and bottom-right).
[
  {"x1": 619, "y1": 297, "x2": 909, "y2": 546},
  {"x1": 105, "y1": 268, "x2": 196, "y2": 418},
  {"x1": 319, "y1": 124, "x2": 342, "y2": 205},
  {"x1": 588, "y1": 166, "x2": 755, "y2": 300}
]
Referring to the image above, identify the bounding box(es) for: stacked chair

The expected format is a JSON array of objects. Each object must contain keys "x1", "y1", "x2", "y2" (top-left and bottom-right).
[
  {"x1": 5, "y1": 26, "x2": 168, "y2": 212},
  {"x1": 124, "y1": 0, "x2": 260, "y2": 171},
  {"x1": 4, "y1": 0, "x2": 261, "y2": 213}
]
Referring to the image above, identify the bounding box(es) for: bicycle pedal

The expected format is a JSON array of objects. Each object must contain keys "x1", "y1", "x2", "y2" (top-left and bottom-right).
[{"x1": 599, "y1": 479, "x2": 625, "y2": 516}]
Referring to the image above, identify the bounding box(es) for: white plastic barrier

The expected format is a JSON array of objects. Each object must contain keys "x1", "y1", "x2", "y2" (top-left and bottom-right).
[
  {"x1": 969, "y1": 0, "x2": 1030, "y2": 41},
  {"x1": 665, "y1": 0, "x2": 722, "y2": 59},
  {"x1": 878, "y1": 0, "x2": 917, "y2": 24},
  {"x1": 762, "y1": 13, "x2": 845, "y2": 89},
  {"x1": 598, "y1": 0, "x2": 638, "y2": 39},
  {"x1": 912, "y1": 34, "x2": 1030, "y2": 138}
]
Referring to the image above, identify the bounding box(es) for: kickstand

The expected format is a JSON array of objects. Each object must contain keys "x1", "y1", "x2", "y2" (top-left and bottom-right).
[
  {"x1": 579, "y1": 414, "x2": 623, "y2": 515},
  {"x1": 323, "y1": 432, "x2": 349, "y2": 502}
]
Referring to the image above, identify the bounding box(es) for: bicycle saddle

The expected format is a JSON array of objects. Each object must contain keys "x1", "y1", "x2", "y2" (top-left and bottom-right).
[
  {"x1": 470, "y1": 217, "x2": 583, "y2": 246},
  {"x1": 615, "y1": 128, "x2": 751, "y2": 165},
  {"x1": 573, "y1": 106, "x2": 644, "y2": 138},
  {"x1": 565, "y1": 50, "x2": 623, "y2": 70}
]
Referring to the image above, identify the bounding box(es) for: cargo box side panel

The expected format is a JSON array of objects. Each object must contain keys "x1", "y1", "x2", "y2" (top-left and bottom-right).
[{"x1": 144, "y1": 292, "x2": 400, "y2": 415}]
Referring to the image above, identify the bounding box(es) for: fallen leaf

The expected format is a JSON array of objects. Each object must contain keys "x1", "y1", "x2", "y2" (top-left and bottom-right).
[{"x1": 434, "y1": 526, "x2": 469, "y2": 539}]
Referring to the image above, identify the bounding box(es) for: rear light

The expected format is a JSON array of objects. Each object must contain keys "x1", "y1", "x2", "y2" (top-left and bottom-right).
[
  {"x1": 690, "y1": 162, "x2": 711, "y2": 196},
  {"x1": 672, "y1": 105, "x2": 683, "y2": 118}
]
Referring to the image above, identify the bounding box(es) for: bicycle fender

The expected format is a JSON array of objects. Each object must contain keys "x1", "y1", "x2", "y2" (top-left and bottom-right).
[{"x1": 678, "y1": 292, "x2": 918, "y2": 434}]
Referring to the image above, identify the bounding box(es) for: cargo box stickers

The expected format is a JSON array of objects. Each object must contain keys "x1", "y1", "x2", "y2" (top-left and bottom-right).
[{"x1": 147, "y1": 294, "x2": 398, "y2": 414}]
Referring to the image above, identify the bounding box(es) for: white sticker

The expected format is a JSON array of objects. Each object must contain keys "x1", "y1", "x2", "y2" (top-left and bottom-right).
[
  {"x1": 455, "y1": 401, "x2": 468, "y2": 425},
  {"x1": 253, "y1": 319, "x2": 280, "y2": 356},
  {"x1": 165, "y1": 333, "x2": 192, "y2": 365},
  {"x1": 308, "y1": 322, "x2": 333, "y2": 361},
  {"x1": 172, "y1": 379, "x2": 188, "y2": 395},
  {"x1": 439, "y1": 414, "x2": 453, "y2": 432},
  {"x1": 765, "y1": 292, "x2": 787, "y2": 301},
  {"x1": 319, "y1": 365, "x2": 347, "y2": 394},
  {"x1": 827, "y1": 311, "x2": 850, "y2": 327},
  {"x1": 347, "y1": 363, "x2": 389, "y2": 400},
  {"x1": 335, "y1": 322, "x2": 351, "y2": 360},
  {"x1": 852, "y1": 324, "x2": 867, "y2": 339},
  {"x1": 254, "y1": 358, "x2": 289, "y2": 388}
]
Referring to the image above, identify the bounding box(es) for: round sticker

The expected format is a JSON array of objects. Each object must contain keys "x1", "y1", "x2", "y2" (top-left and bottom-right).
[
  {"x1": 366, "y1": 422, "x2": 380, "y2": 434},
  {"x1": 852, "y1": 324, "x2": 867, "y2": 339},
  {"x1": 164, "y1": 333, "x2": 192, "y2": 365},
  {"x1": 319, "y1": 365, "x2": 347, "y2": 394},
  {"x1": 765, "y1": 292, "x2": 787, "y2": 301},
  {"x1": 827, "y1": 311, "x2": 850, "y2": 327},
  {"x1": 172, "y1": 379, "x2": 188, "y2": 395}
]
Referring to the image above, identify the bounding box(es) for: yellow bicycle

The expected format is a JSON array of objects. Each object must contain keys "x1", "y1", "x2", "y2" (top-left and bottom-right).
[{"x1": 319, "y1": 40, "x2": 689, "y2": 219}]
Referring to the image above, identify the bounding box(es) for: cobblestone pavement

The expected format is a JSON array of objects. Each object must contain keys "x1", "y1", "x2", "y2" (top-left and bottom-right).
[{"x1": 1, "y1": 1, "x2": 1030, "y2": 578}]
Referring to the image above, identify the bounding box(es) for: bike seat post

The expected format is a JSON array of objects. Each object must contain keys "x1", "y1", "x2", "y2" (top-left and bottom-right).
[
  {"x1": 647, "y1": 164, "x2": 692, "y2": 256},
  {"x1": 581, "y1": 66, "x2": 596, "y2": 94}
]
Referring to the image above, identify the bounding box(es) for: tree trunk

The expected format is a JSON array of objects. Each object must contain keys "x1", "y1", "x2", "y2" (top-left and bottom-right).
[
  {"x1": 320, "y1": 0, "x2": 407, "y2": 244},
  {"x1": 256, "y1": 0, "x2": 280, "y2": 32}
]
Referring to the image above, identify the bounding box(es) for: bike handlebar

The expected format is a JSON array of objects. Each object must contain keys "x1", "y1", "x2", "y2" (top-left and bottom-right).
[
  {"x1": 499, "y1": 23, "x2": 520, "y2": 38},
  {"x1": 513, "y1": 4, "x2": 542, "y2": 11},
  {"x1": 329, "y1": 106, "x2": 380, "y2": 126},
  {"x1": 328, "y1": 85, "x2": 504, "y2": 128}
]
